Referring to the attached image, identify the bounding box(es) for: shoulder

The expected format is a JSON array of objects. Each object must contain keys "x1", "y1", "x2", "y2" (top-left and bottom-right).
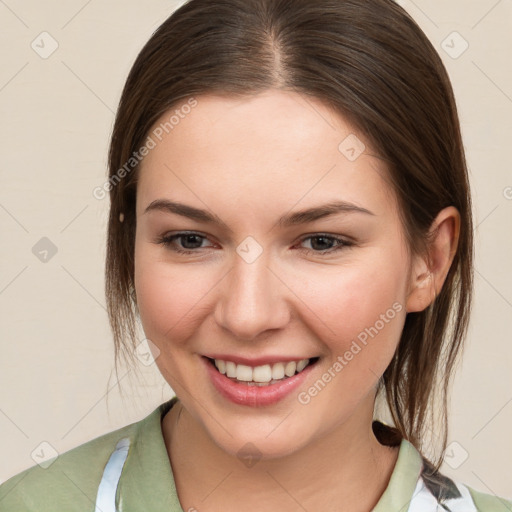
[
  {"x1": 417, "y1": 450, "x2": 512, "y2": 512},
  {"x1": 376, "y1": 428, "x2": 512, "y2": 512},
  {"x1": 0, "y1": 402, "x2": 168, "y2": 512},
  {"x1": 0, "y1": 423, "x2": 138, "y2": 511},
  {"x1": 467, "y1": 485, "x2": 512, "y2": 512}
]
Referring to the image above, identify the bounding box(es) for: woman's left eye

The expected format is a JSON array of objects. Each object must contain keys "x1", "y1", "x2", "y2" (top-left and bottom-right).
[
  {"x1": 157, "y1": 232, "x2": 352, "y2": 255},
  {"x1": 297, "y1": 234, "x2": 352, "y2": 254}
]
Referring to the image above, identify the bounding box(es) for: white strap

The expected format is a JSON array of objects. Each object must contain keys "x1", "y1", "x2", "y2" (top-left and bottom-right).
[{"x1": 95, "y1": 437, "x2": 131, "y2": 512}]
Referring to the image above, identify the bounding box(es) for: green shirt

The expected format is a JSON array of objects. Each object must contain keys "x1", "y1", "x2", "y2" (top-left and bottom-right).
[{"x1": 1, "y1": 396, "x2": 510, "y2": 511}]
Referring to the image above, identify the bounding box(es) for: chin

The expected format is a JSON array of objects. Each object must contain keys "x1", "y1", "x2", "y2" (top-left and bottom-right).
[
  {"x1": 201, "y1": 413, "x2": 314, "y2": 462},
  {"x1": 219, "y1": 432, "x2": 306, "y2": 463}
]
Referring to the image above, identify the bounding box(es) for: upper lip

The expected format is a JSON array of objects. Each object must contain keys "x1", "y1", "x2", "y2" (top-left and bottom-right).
[{"x1": 203, "y1": 354, "x2": 317, "y2": 366}]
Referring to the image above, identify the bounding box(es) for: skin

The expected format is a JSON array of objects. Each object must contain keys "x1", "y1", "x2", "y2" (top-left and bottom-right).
[{"x1": 133, "y1": 89, "x2": 459, "y2": 512}]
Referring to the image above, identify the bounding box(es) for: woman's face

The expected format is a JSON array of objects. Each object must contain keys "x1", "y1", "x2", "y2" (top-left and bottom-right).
[{"x1": 134, "y1": 90, "x2": 418, "y2": 459}]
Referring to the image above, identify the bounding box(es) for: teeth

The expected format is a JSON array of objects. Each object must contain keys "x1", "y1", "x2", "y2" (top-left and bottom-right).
[
  {"x1": 213, "y1": 358, "x2": 311, "y2": 384},
  {"x1": 236, "y1": 364, "x2": 253, "y2": 382},
  {"x1": 216, "y1": 359, "x2": 226, "y2": 374},
  {"x1": 225, "y1": 361, "x2": 237, "y2": 378},
  {"x1": 271, "y1": 362, "x2": 285, "y2": 380},
  {"x1": 284, "y1": 361, "x2": 297, "y2": 377},
  {"x1": 297, "y1": 359, "x2": 308, "y2": 372},
  {"x1": 253, "y1": 364, "x2": 272, "y2": 382}
]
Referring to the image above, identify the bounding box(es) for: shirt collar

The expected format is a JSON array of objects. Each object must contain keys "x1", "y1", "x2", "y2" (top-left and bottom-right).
[
  {"x1": 117, "y1": 397, "x2": 181, "y2": 511},
  {"x1": 118, "y1": 397, "x2": 423, "y2": 511}
]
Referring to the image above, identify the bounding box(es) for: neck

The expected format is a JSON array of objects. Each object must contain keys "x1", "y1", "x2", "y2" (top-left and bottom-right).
[{"x1": 162, "y1": 398, "x2": 399, "y2": 512}]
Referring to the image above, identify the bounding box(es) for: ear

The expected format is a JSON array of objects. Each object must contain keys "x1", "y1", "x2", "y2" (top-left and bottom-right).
[{"x1": 406, "y1": 206, "x2": 460, "y2": 313}]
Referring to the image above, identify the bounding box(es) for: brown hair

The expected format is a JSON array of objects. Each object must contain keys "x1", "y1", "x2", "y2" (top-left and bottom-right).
[{"x1": 105, "y1": 0, "x2": 473, "y2": 469}]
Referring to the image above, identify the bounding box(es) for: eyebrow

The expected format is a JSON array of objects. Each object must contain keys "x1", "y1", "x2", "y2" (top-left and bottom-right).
[{"x1": 143, "y1": 199, "x2": 374, "y2": 230}]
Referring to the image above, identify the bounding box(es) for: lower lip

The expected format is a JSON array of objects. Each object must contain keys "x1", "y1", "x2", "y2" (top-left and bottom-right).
[{"x1": 203, "y1": 357, "x2": 317, "y2": 407}]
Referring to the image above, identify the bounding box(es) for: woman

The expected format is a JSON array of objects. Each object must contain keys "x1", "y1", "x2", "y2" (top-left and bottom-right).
[{"x1": 1, "y1": 0, "x2": 510, "y2": 510}]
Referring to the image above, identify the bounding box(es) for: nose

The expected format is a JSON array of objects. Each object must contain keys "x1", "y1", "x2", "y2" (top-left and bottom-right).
[{"x1": 214, "y1": 253, "x2": 291, "y2": 341}]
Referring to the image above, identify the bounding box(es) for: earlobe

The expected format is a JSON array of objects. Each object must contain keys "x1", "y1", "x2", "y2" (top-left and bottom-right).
[{"x1": 405, "y1": 206, "x2": 460, "y2": 313}]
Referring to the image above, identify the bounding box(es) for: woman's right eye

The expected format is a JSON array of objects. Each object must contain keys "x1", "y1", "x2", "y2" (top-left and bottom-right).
[{"x1": 157, "y1": 232, "x2": 213, "y2": 254}]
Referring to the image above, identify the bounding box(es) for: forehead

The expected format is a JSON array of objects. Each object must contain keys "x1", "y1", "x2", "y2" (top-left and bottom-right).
[{"x1": 136, "y1": 90, "x2": 396, "y2": 219}]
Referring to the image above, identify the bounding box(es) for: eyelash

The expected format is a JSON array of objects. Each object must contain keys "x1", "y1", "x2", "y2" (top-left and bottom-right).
[{"x1": 156, "y1": 232, "x2": 353, "y2": 256}]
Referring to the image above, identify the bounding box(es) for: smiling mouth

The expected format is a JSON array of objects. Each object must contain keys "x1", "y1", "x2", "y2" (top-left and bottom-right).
[{"x1": 205, "y1": 356, "x2": 320, "y2": 386}]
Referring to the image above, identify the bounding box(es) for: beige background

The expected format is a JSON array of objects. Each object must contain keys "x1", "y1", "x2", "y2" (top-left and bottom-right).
[{"x1": 0, "y1": 0, "x2": 511, "y2": 500}]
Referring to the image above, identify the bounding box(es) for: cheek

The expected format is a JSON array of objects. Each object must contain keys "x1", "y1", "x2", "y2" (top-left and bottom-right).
[
  {"x1": 134, "y1": 251, "x2": 216, "y2": 347},
  {"x1": 295, "y1": 252, "x2": 407, "y2": 367}
]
